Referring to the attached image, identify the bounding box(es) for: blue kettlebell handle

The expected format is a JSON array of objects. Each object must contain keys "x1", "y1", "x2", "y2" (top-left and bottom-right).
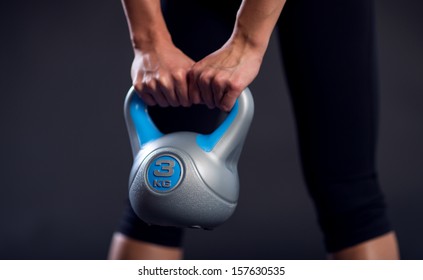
[
  {"x1": 124, "y1": 88, "x2": 163, "y2": 156},
  {"x1": 124, "y1": 86, "x2": 254, "y2": 158}
]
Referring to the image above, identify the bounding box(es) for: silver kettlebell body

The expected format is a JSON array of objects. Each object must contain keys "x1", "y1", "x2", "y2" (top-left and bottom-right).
[{"x1": 124, "y1": 87, "x2": 254, "y2": 229}]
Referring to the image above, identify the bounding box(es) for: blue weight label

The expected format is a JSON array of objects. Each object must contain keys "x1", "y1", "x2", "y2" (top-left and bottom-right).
[{"x1": 146, "y1": 155, "x2": 183, "y2": 192}]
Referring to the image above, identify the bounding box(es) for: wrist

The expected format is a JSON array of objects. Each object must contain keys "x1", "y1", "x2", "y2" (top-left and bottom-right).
[
  {"x1": 131, "y1": 28, "x2": 172, "y2": 51},
  {"x1": 229, "y1": 25, "x2": 270, "y2": 56},
  {"x1": 226, "y1": 29, "x2": 268, "y2": 60}
]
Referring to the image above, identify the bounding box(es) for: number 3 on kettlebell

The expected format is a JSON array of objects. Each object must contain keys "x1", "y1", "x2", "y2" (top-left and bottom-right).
[
  {"x1": 146, "y1": 155, "x2": 183, "y2": 192},
  {"x1": 153, "y1": 159, "x2": 175, "y2": 177}
]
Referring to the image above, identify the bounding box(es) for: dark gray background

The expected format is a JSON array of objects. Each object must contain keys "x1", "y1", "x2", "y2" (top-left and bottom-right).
[{"x1": 0, "y1": 0, "x2": 422, "y2": 259}]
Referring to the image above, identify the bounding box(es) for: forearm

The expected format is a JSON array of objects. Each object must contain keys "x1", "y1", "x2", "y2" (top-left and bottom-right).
[
  {"x1": 121, "y1": 0, "x2": 171, "y2": 49},
  {"x1": 231, "y1": 0, "x2": 286, "y2": 54}
]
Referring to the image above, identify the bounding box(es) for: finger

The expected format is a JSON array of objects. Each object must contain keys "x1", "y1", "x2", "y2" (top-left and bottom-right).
[
  {"x1": 219, "y1": 88, "x2": 241, "y2": 112},
  {"x1": 211, "y1": 74, "x2": 226, "y2": 110},
  {"x1": 173, "y1": 72, "x2": 191, "y2": 107},
  {"x1": 198, "y1": 71, "x2": 215, "y2": 109},
  {"x1": 133, "y1": 82, "x2": 157, "y2": 106},
  {"x1": 158, "y1": 77, "x2": 178, "y2": 107},
  {"x1": 139, "y1": 91, "x2": 157, "y2": 106},
  {"x1": 144, "y1": 79, "x2": 169, "y2": 107},
  {"x1": 150, "y1": 88, "x2": 169, "y2": 107},
  {"x1": 175, "y1": 85, "x2": 190, "y2": 107},
  {"x1": 188, "y1": 69, "x2": 202, "y2": 105}
]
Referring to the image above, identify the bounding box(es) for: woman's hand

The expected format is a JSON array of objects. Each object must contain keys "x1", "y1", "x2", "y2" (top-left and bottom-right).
[
  {"x1": 188, "y1": 0, "x2": 285, "y2": 112},
  {"x1": 132, "y1": 43, "x2": 194, "y2": 107},
  {"x1": 121, "y1": 0, "x2": 194, "y2": 107},
  {"x1": 188, "y1": 38, "x2": 264, "y2": 111}
]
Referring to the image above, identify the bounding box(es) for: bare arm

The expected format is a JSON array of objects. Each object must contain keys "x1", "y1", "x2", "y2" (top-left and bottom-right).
[
  {"x1": 122, "y1": 0, "x2": 193, "y2": 107},
  {"x1": 189, "y1": 0, "x2": 286, "y2": 111}
]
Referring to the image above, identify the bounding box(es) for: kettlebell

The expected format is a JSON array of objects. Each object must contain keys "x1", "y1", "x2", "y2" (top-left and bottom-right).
[{"x1": 124, "y1": 86, "x2": 254, "y2": 229}]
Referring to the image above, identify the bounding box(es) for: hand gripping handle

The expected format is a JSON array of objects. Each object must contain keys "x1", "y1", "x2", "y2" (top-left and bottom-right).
[{"x1": 124, "y1": 87, "x2": 254, "y2": 159}]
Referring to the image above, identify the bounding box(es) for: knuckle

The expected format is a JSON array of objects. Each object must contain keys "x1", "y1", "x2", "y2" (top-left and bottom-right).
[
  {"x1": 212, "y1": 79, "x2": 226, "y2": 92},
  {"x1": 143, "y1": 80, "x2": 156, "y2": 91},
  {"x1": 228, "y1": 80, "x2": 244, "y2": 93},
  {"x1": 158, "y1": 76, "x2": 170, "y2": 89},
  {"x1": 172, "y1": 69, "x2": 186, "y2": 82},
  {"x1": 213, "y1": 72, "x2": 227, "y2": 84},
  {"x1": 198, "y1": 74, "x2": 209, "y2": 87}
]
